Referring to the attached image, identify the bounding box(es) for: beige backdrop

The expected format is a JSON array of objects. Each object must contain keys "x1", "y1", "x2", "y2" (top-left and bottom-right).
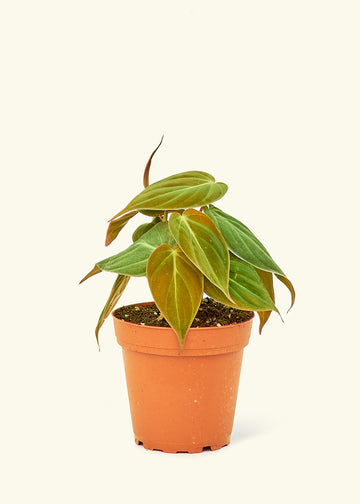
[{"x1": 1, "y1": 1, "x2": 359, "y2": 503}]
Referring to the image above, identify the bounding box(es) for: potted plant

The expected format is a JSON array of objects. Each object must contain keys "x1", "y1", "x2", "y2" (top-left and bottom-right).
[{"x1": 80, "y1": 138, "x2": 295, "y2": 453}]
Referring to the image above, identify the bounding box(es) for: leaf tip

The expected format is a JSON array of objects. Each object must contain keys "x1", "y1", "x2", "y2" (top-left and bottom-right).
[
  {"x1": 143, "y1": 135, "x2": 164, "y2": 188},
  {"x1": 286, "y1": 294, "x2": 296, "y2": 313},
  {"x1": 177, "y1": 335, "x2": 186, "y2": 354},
  {"x1": 95, "y1": 327, "x2": 101, "y2": 350},
  {"x1": 79, "y1": 265, "x2": 102, "y2": 284}
]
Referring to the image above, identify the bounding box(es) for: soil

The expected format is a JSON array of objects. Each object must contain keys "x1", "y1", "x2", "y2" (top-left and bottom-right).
[{"x1": 113, "y1": 297, "x2": 254, "y2": 328}]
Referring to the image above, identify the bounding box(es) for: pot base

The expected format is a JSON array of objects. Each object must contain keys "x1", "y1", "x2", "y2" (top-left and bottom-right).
[{"x1": 135, "y1": 437, "x2": 230, "y2": 454}]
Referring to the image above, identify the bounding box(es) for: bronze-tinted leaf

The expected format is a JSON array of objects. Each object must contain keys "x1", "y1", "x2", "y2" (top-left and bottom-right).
[
  {"x1": 95, "y1": 274, "x2": 130, "y2": 347},
  {"x1": 169, "y1": 209, "x2": 230, "y2": 296},
  {"x1": 146, "y1": 244, "x2": 204, "y2": 349},
  {"x1": 110, "y1": 171, "x2": 228, "y2": 220},
  {"x1": 275, "y1": 274, "x2": 296, "y2": 312},
  {"x1": 105, "y1": 211, "x2": 137, "y2": 246},
  {"x1": 143, "y1": 136, "x2": 164, "y2": 188},
  {"x1": 254, "y1": 268, "x2": 275, "y2": 333},
  {"x1": 79, "y1": 264, "x2": 102, "y2": 284}
]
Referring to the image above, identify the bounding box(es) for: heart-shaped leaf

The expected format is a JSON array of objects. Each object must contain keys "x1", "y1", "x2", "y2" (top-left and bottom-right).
[
  {"x1": 169, "y1": 209, "x2": 230, "y2": 296},
  {"x1": 146, "y1": 244, "x2": 204, "y2": 349},
  {"x1": 97, "y1": 221, "x2": 176, "y2": 277},
  {"x1": 204, "y1": 254, "x2": 278, "y2": 313},
  {"x1": 95, "y1": 274, "x2": 130, "y2": 347},
  {"x1": 204, "y1": 205, "x2": 295, "y2": 310},
  {"x1": 110, "y1": 171, "x2": 228, "y2": 220},
  {"x1": 105, "y1": 211, "x2": 137, "y2": 246}
]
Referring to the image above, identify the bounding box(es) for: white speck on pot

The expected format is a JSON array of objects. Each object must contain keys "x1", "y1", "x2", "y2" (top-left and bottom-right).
[
  {"x1": 216, "y1": 323, "x2": 221, "y2": 327},
  {"x1": 194, "y1": 399, "x2": 198, "y2": 403}
]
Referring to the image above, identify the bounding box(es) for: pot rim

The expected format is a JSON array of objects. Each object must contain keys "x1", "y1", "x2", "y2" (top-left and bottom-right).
[
  {"x1": 112, "y1": 301, "x2": 254, "y2": 356},
  {"x1": 112, "y1": 301, "x2": 255, "y2": 332}
]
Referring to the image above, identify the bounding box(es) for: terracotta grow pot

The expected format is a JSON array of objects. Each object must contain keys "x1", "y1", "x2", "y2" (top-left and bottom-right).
[{"x1": 113, "y1": 302, "x2": 254, "y2": 454}]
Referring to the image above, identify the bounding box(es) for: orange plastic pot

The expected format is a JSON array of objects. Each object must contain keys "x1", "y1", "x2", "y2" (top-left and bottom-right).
[{"x1": 113, "y1": 303, "x2": 254, "y2": 454}]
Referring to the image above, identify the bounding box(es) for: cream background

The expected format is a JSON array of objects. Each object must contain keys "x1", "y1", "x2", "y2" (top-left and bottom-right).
[{"x1": 1, "y1": 1, "x2": 359, "y2": 503}]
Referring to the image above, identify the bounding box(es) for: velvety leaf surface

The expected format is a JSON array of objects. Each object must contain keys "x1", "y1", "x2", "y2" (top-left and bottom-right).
[
  {"x1": 204, "y1": 255, "x2": 278, "y2": 312},
  {"x1": 169, "y1": 209, "x2": 230, "y2": 295},
  {"x1": 204, "y1": 204, "x2": 295, "y2": 309},
  {"x1": 105, "y1": 211, "x2": 137, "y2": 246},
  {"x1": 132, "y1": 217, "x2": 161, "y2": 242},
  {"x1": 95, "y1": 274, "x2": 130, "y2": 347},
  {"x1": 110, "y1": 171, "x2": 228, "y2": 220},
  {"x1": 146, "y1": 244, "x2": 204, "y2": 349},
  {"x1": 97, "y1": 222, "x2": 176, "y2": 277}
]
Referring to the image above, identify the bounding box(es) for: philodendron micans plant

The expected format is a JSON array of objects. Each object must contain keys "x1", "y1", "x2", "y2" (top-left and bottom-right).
[{"x1": 81, "y1": 139, "x2": 295, "y2": 349}]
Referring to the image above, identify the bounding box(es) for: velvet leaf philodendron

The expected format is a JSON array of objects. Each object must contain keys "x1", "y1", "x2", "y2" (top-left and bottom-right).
[{"x1": 81, "y1": 140, "x2": 295, "y2": 349}]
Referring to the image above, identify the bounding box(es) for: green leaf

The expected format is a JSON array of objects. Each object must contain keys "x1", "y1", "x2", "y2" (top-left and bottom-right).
[
  {"x1": 204, "y1": 204, "x2": 295, "y2": 310},
  {"x1": 132, "y1": 217, "x2": 161, "y2": 242},
  {"x1": 169, "y1": 209, "x2": 230, "y2": 295},
  {"x1": 95, "y1": 274, "x2": 130, "y2": 347},
  {"x1": 110, "y1": 171, "x2": 228, "y2": 220},
  {"x1": 204, "y1": 205, "x2": 284, "y2": 274},
  {"x1": 105, "y1": 211, "x2": 137, "y2": 246},
  {"x1": 146, "y1": 244, "x2": 204, "y2": 349},
  {"x1": 204, "y1": 254, "x2": 278, "y2": 312},
  {"x1": 97, "y1": 221, "x2": 176, "y2": 277},
  {"x1": 79, "y1": 264, "x2": 102, "y2": 284},
  {"x1": 254, "y1": 268, "x2": 275, "y2": 333}
]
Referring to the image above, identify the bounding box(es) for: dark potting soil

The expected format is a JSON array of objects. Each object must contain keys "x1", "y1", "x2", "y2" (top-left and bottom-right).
[{"x1": 113, "y1": 297, "x2": 254, "y2": 328}]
